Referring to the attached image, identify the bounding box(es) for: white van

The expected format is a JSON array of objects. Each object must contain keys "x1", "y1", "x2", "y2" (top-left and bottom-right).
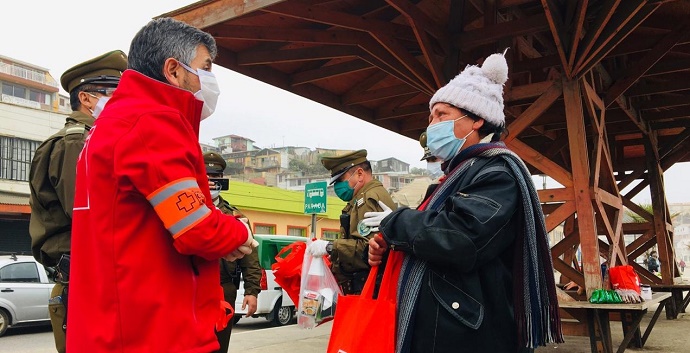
[{"x1": 233, "y1": 235, "x2": 306, "y2": 326}]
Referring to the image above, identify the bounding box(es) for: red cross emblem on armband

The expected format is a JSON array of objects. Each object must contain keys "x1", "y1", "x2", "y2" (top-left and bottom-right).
[{"x1": 176, "y1": 192, "x2": 197, "y2": 212}]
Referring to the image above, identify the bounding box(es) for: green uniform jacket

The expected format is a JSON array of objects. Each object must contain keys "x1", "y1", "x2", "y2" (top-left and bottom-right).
[
  {"x1": 331, "y1": 179, "x2": 396, "y2": 288},
  {"x1": 29, "y1": 111, "x2": 94, "y2": 267},
  {"x1": 217, "y1": 196, "x2": 262, "y2": 297}
]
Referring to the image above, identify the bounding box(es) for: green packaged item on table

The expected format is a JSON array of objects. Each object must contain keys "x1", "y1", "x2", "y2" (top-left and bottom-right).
[
  {"x1": 589, "y1": 289, "x2": 623, "y2": 304},
  {"x1": 589, "y1": 289, "x2": 602, "y2": 303}
]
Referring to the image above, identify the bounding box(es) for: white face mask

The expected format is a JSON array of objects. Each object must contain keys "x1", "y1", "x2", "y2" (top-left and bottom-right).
[
  {"x1": 210, "y1": 189, "x2": 221, "y2": 200},
  {"x1": 426, "y1": 161, "x2": 444, "y2": 179},
  {"x1": 180, "y1": 61, "x2": 220, "y2": 120},
  {"x1": 92, "y1": 96, "x2": 110, "y2": 118},
  {"x1": 86, "y1": 93, "x2": 111, "y2": 119}
]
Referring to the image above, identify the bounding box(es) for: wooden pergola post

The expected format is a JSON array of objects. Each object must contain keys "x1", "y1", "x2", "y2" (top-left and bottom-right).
[{"x1": 643, "y1": 132, "x2": 678, "y2": 285}]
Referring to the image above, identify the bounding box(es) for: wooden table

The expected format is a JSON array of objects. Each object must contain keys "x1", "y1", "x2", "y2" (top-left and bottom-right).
[
  {"x1": 559, "y1": 292, "x2": 672, "y2": 353},
  {"x1": 649, "y1": 283, "x2": 690, "y2": 319}
]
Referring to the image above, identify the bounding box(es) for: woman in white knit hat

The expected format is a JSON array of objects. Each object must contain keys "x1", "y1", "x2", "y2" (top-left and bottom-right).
[{"x1": 363, "y1": 52, "x2": 563, "y2": 353}]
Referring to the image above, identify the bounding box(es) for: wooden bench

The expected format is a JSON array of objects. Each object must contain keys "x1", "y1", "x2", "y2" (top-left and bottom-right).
[
  {"x1": 558, "y1": 292, "x2": 672, "y2": 353},
  {"x1": 649, "y1": 282, "x2": 690, "y2": 319}
]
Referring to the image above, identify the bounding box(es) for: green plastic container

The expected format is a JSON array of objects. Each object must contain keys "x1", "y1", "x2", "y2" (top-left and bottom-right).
[{"x1": 253, "y1": 234, "x2": 307, "y2": 269}]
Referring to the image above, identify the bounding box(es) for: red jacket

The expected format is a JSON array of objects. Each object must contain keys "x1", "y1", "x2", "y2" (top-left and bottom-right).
[{"x1": 68, "y1": 70, "x2": 248, "y2": 353}]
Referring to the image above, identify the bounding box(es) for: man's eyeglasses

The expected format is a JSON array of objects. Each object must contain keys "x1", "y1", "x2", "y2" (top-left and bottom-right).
[{"x1": 86, "y1": 88, "x2": 117, "y2": 97}]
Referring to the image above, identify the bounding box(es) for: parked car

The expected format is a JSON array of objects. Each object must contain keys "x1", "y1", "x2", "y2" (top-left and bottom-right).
[
  {"x1": 0, "y1": 254, "x2": 54, "y2": 336},
  {"x1": 233, "y1": 235, "x2": 307, "y2": 326}
]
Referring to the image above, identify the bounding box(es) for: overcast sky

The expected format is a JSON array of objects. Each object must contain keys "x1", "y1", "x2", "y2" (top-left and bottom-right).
[{"x1": 3, "y1": 0, "x2": 689, "y2": 204}]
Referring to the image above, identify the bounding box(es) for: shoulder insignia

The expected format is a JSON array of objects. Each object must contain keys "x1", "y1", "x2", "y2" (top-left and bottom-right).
[
  {"x1": 65, "y1": 125, "x2": 86, "y2": 136},
  {"x1": 356, "y1": 198, "x2": 364, "y2": 207}
]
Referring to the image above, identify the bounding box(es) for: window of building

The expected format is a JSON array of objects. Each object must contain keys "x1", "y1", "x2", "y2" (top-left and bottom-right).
[
  {"x1": 2, "y1": 83, "x2": 26, "y2": 99},
  {"x1": 254, "y1": 223, "x2": 276, "y2": 235},
  {"x1": 0, "y1": 262, "x2": 40, "y2": 283},
  {"x1": 287, "y1": 226, "x2": 306, "y2": 237},
  {"x1": 59, "y1": 97, "x2": 66, "y2": 106},
  {"x1": 321, "y1": 229, "x2": 340, "y2": 241},
  {"x1": 0, "y1": 136, "x2": 40, "y2": 181},
  {"x1": 29, "y1": 90, "x2": 51, "y2": 105}
]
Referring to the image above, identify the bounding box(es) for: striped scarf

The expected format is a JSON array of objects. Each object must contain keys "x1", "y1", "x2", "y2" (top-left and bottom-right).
[{"x1": 395, "y1": 142, "x2": 563, "y2": 352}]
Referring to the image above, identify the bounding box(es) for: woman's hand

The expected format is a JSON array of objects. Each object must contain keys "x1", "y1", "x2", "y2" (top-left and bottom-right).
[{"x1": 368, "y1": 234, "x2": 388, "y2": 266}]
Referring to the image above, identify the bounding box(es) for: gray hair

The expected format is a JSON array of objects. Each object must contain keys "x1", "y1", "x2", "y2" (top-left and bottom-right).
[{"x1": 128, "y1": 17, "x2": 217, "y2": 83}]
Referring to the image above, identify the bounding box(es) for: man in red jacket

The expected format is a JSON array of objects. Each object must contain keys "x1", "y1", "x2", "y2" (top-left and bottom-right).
[{"x1": 68, "y1": 18, "x2": 254, "y2": 352}]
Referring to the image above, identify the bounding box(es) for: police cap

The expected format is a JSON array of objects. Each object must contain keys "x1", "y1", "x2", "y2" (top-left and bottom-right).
[
  {"x1": 321, "y1": 149, "x2": 368, "y2": 185},
  {"x1": 203, "y1": 152, "x2": 226, "y2": 174},
  {"x1": 60, "y1": 50, "x2": 128, "y2": 93}
]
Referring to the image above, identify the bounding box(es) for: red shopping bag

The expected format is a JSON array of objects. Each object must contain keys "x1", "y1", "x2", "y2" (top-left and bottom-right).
[
  {"x1": 327, "y1": 251, "x2": 403, "y2": 353},
  {"x1": 272, "y1": 242, "x2": 306, "y2": 305},
  {"x1": 609, "y1": 265, "x2": 641, "y2": 294}
]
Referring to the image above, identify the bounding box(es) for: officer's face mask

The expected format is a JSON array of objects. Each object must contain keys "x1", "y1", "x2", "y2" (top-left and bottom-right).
[
  {"x1": 179, "y1": 61, "x2": 220, "y2": 120},
  {"x1": 426, "y1": 161, "x2": 444, "y2": 179},
  {"x1": 334, "y1": 171, "x2": 358, "y2": 202},
  {"x1": 86, "y1": 93, "x2": 110, "y2": 119},
  {"x1": 210, "y1": 189, "x2": 221, "y2": 200},
  {"x1": 426, "y1": 115, "x2": 473, "y2": 161}
]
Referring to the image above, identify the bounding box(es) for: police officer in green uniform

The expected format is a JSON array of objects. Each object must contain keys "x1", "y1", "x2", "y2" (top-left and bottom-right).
[
  {"x1": 204, "y1": 152, "x2": 262, "y2": 353},
  {"x1": 308, "y1": 149, "x2": 396, "y2": 294},
  {"x1": 28, "y1": 50, "x2": 127, "y2": 353}
]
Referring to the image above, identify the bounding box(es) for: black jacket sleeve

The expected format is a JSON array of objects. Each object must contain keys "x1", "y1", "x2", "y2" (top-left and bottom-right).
[{"x1": 380, "y1": 161, "x2": 520, "y2": 273}]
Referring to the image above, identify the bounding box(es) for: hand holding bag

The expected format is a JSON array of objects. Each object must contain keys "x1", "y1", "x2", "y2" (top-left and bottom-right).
[{"x1": 327, "y1": 251, "x2": 403, "y2": 353}]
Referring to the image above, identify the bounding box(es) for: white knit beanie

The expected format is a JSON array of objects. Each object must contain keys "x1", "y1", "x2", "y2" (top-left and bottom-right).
[{"x1": 429, "y1": 52, "x2": 508, "y2": 127}]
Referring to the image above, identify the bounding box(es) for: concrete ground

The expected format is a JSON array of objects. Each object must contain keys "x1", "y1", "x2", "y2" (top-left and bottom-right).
[{"x1": 228, "y1": 305, "x2": 690, "y2": 353}]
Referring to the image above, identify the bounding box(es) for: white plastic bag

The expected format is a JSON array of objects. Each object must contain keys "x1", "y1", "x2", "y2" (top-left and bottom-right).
[{"x1": 297, "y1": 239, "x2": 342, "y2": 329}]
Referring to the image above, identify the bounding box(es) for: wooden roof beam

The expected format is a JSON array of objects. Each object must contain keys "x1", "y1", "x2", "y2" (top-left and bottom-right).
[
  {"x1": 644, "y1": 106, "x2": 690, "y2": 121},
  {"x1": 567, "y1": 0, "x2": 589, "y2": 71},
  {"x1": 505, "y1": 80, "x2": 562, "y2": 142},
  {"x1": 356, "y1": 41, "x2": 433, "y2": 94},
  {"x1": 165, "y1": 0, "x2": 287, "y2": 29},
  {"x1": 575, "y1": 2, "x2": 660, "y2": 76},
  {"x1": 214, "y1": 23, "x2": 427, "y2": 92},
  {"x1": 236, "y1": 45, "x2": 358, "y2": 65},
  {"x1": 261, "y1": 1, "x2": 437, "y2": 92},
  {"x1": 343, "y1": 84, "x2": 419, "y2": 105},
  {"x1": 646, "y1": 57, "x2": 690, "y2": 76},
  {"x1": 213, "y1": 25, "x2": 363, "y2": 45},
  {"x1": 262, "y1": 1, "x2": 412, "y2": 38},
  {"x1": 505, "y1": 81, "x2": 554, "y2": 102},
  {"x1": 213, "y1": 47, "x2": 403, "y2": 134},
  {"x1": 610, "y1": 35, "x2": 690, "y2": 57},
  {"x1": 385, "y1": 0, "x2": 447, "y2": 87},
  {"x1": 627, "y1": 78, "x2": 690, "y2": 96},
  {"x1": 377, "y1": 103, "x2": 428, "y2": 121},
  {"x1": 605, "y1": 22, "x2": 690, "y2": 107},
  {"x1": 455, "y1": 13, "x2": 550, "y2": 49},
  {"x1": 291, "y1": 60, "x2": 373, "y2": 86},
  {"x1": 649, "y1": 118, "x2": 690, "y2": 130},
  {"x1": 623, "y1": 136, "x2": 690, "y2": 201},
  {"x1": 573, "y1": 0, "x2": 623, "y2": 73},
  {"x1": 540, "y1": 0, "x2": 572, "y2": 78},
  {"x1": 658, "y1": 127, "x2": 690, "y2": 160}
]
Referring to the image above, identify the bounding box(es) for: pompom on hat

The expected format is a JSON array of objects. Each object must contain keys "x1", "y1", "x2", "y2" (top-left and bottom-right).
[{"x1": 429, "y1": 51, "x2": 509, "y2": 127}]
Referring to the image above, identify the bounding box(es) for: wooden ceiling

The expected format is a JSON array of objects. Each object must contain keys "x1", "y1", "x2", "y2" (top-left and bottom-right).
[{"x1": 165, "y1": 0, "x2": 690, "y2": 175}]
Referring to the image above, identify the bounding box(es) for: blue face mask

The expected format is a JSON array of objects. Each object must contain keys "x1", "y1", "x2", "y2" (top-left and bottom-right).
[
  {"x1": 426, "y1": 161, "x2": 444, "y2": 179},
  {"x1": 426, "y1": 116, "x2": 473, "y2": 161}
]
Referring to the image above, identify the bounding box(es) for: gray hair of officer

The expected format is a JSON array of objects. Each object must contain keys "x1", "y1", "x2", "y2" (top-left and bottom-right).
[{"x1": 128, "y1": 17, "x2": 217, "y2": 83}]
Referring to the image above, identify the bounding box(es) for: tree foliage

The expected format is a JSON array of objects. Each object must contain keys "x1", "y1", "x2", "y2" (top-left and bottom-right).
[
  {"x1": 289, "y1": 158, "x2": 328, "y2": 175},
  {"x1": 410, "y1": 167, "x2": 426, "y2": 175}
]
